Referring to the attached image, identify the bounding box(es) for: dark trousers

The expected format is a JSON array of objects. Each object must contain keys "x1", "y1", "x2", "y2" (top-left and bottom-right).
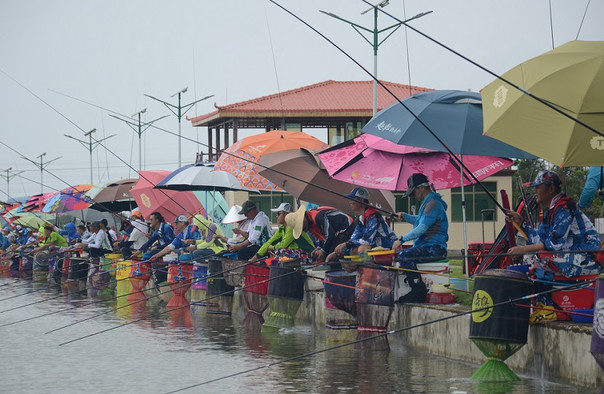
[{"x1": 237, "y1": 244, "x2": 260, "y2": 261}]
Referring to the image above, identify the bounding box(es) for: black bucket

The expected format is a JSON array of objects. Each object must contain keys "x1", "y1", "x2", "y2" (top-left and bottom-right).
[
  {"x1": 206, "y1": 258, "x2": 234, "y2": 297},
  {"x1": 324, "y1": 269, "x2": 356, "y2": 316},
  {"x1": 470, "y1": 269, "x2": 533, "y2": 350},
  {"x1": 267, "y1": 266, "x2": 305, "y2": 300},
  {"x1": 10, "y1": 256, "x2": 20, "y2": 278},
  {"x1": 69, "y1": 258, "x2": 89, "y2": 281}
]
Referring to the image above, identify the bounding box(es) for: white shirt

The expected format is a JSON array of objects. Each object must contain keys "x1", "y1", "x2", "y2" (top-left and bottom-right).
[{"x1": 129, "y1": 220, "x2": 149, "y2": 250}]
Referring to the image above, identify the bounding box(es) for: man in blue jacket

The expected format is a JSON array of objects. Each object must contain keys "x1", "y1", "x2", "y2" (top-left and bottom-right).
[
  {"x1": 578, "y1": 166, "x2": 603, "y2": 209},
  {"x1": 393, "y1": 173, "x2": 449, "y2": 303}
]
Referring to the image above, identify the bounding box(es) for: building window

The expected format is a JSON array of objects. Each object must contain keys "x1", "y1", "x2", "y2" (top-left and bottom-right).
[
  {"x1": 451, "y1": 182, "x2": 497, "y2": 222},
  {"x1": 249, "y1": 192, "x2": 295, "y2": 223},
  {"x1": 393, "y1": 193, "x2": 416, "y2": 215},
  {"x1": 328, "y1": 121, "x2": 364, "y2": 145}
]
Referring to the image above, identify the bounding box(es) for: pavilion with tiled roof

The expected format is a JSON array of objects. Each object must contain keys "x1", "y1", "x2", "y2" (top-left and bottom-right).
[{"x1": 188, "y1": 80, "x2": 431, "y2": 161}]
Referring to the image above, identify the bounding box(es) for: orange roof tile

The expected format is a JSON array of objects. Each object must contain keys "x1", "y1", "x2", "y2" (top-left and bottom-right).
[{"x1": 189, "y1": 80, "x2": 432, "y2": 126}]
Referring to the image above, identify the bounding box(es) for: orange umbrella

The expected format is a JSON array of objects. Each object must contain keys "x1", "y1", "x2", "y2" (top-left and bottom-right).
[
  {"x1": 130, "y1": 170, "x2": 205, "y2": 222},
  {"x1": 214, "y1": 130, "x2": 329, "y2": 191}
]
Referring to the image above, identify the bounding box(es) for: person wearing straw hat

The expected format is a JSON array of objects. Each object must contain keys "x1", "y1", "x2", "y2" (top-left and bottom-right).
[
  {"x1": 392, "y1": 173, "x2": 449, "y2": 303},
  {"x1": 326, "y1": 187, "x2": 397, "y2": 263},
  {"x1": 250, "y1": 202, "x2": 314, "y2": 263},
  {"x1": 286, "y1": 203, "x2": 353, "y2": 263},
  {"x1": 228, "y1": 200, "x2": 274, "y2": 260}
]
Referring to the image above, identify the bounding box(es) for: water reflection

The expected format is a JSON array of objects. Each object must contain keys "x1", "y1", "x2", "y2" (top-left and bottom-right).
[{"x1": 0, "y1": 277, "x2": 594, "y2": 394}]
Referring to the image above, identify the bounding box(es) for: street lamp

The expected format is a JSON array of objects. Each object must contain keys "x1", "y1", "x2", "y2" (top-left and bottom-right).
[
  {"x1": 321, "y1": 3, "x2": 432, "y2": 115},
  {"x1": 64, "y1": 128, "x2": 116, "y2": 184},
  {"x1": 0, "y1": 167, "x2": 25, "y2": 198},
  {"x1": 145, "y1": 89, "x2": 214, "y2": 167},
  {"x1": 21, "y1": 152, "x2": 61, "y2": 194},
  {"x1": 110, "y1": 109, "x2": 168, "y2": 172}
]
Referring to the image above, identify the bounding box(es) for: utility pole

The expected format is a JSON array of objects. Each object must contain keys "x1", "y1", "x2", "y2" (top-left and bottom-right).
[
  {"x1": 145, "y1": 89, "x2": 213, "y2": 167},
  {"x1": 321, "y1": 2, "x2": 431, "y2": 115},
  {"x1": 110, "y1": 109, "x2": 168, "y2": 172},
  {"x1": 21, "y1": 153, "x2": 61, "y2": 194},
  {"x1": 64, "y1": 128, "x2": 116, "y2": 184},
  {"x1": 0, "y1": 167, "x2": 25, "y2": 198}
]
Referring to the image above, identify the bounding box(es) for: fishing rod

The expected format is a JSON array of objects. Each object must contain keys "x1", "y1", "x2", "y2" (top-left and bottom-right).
[
  {"x1": 367, "y1": 0, "x2": 604, "y2": 139},
  {"x1": 165, "y1": 277, "x2": 597, "y2": 393},
  {"x1": 57, "y1": 264, "x2": 310, "y2": 346},
  {"x1": 50, "y1": 89, "x2": 399, "y2": 218}
]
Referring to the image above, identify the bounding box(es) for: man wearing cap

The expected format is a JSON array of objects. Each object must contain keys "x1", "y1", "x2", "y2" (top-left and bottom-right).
[
  {"x1": 392, "y1": 173, "x2": 449, "y2": 303},
  {"x1": 507, "y1": 170, "x2": 602, "y2": 279},
  {"x1": 286, "y1": 204, "x2": 353, "y2": 262},
  {"x1": 138, "y1": 211, "x2": 175, "y2": 253},
  {"x1": 150, "y1": 215, "x2": 200, "y2": 261},
  {"x1": 327, "y1": 187, "x2": 397, "y2": 262},
  {"x1": 188, "y1": 214, "x2": 226, "y2": 260},
  {"x1": 229, "y1": 200, "x2": 273, "y2": 260},
  {"x1": 0, "y1": 227, "x2": 11, "y2": 250},
  {"x1": 250, "y1": 203, "x2": 314, "y2": 262}
]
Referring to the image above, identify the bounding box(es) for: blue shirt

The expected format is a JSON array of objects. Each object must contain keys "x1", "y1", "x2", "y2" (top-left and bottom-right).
[
  {"x1": 578, "y1": 166, "x2": 603, "y2": 208},
  {"x1": 139, "y1": 222, "x2": 175, "y2": 251},
  {"x1": 0, "y1": 234, "x2": 11, "y2": 250},
  {"x1": 401, "y1": 192, "x2": 449, "y2": 248},
  {"x1": 169, "y1": 224, "x2": 201, "y2": 250},
  {"x1": 347, "y1": 208, "x2": 397, "y2": 250}
]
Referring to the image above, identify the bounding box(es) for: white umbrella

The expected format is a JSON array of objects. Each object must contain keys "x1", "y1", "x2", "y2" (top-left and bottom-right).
[{"x1": 155, "y1": 162, "x2": 252, "y2": 192}]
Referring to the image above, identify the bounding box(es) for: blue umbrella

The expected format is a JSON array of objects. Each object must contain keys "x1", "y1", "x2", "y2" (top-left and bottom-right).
[{"x1": 361, "y1": 90, "x2": 536, "y2": 158}]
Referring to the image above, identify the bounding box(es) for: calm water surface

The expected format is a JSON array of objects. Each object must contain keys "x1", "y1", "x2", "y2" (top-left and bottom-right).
[{"x1": 0, "y1": 277, "x2": 596, "y2": 393}]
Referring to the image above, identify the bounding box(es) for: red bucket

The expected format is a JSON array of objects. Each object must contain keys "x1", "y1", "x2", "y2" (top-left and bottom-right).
[
  {"x1": 167, "y1": 263, "x2": 193, "y2": 308},
  {"x1": 243, "y1": 263, "x2": 270, "y2": 295},
  {"x1": 551, "y1": 275, "x2": 597, "y2": 320}
]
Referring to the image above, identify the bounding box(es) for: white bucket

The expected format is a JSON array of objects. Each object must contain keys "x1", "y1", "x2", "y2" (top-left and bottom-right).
[
  {"x1": 595, "y1": 218, "x2": 604, "y2": 234},
  {"x1": 416, "y1": 261, "x2": 449, "y2": 293}
]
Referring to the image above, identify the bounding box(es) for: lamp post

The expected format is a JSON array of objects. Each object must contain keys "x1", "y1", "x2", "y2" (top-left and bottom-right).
[
  {"x1": 321, "y1": 2, "x2": 431, "y2": 115},
  {"x1": 64, "y1": 128, "x2": 116, "y2": 184},
  {"x1": 21, "y1": 153, "x2": 62, "y2": 194},
  {"x1": 110, "y1": 109, "x2": 168, "y2": 172},
  {"x1": 145, "y1": 89, "x2": 214, "y2": 167},
  {"x1": 0, "y1": 167, "x2": 25, "y2": 198}
]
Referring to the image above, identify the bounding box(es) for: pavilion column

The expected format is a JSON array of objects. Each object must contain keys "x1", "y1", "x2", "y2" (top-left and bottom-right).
[
  {"x1": 208, "y1": 126, "x2": 213, "y2": 162},
  {"x1": 215, "y1": 126, "x2": 221, "y2": 161},
  {"x1": 233, "y1": 119, "x2": 238, "y2": 144},
  {"x1": 224, "y1": 123, "x2": 229, "y2": 151}
]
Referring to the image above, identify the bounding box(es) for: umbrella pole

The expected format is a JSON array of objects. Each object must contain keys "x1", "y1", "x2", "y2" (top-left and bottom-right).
[{"x1": 460, "y1": 155, "x2": 469, "y2": 277}]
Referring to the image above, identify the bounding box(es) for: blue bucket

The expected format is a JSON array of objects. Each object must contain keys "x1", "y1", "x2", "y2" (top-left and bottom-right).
[{"x1": 449, "y1": 277, "x2": 469, "y2": 292}]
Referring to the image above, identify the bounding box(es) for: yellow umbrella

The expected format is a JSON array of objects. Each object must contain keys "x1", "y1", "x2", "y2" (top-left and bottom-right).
[{"x1": 482, "y1": 40, "x2": 604, "y2": 167}]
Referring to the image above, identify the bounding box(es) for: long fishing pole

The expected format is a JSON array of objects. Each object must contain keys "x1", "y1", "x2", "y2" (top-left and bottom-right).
[
  {"x1": 165, "y1": 277, "x2": 596, "y2": 393},
  {"x1": 57, "y1": 264, "x2": 308, "y2": 346},
  {"x1": 366, "y1": 0, "x2": 604, "y2": 139}
]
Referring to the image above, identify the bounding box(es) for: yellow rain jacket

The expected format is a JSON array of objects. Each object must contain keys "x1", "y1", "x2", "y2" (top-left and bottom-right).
[{"x1": 193, "y1": 215, "x2": 226, "y2": 254}]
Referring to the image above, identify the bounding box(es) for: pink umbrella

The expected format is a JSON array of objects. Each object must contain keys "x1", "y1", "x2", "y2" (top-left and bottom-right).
[
  {"x1": 318, "y1": 134, "x2": 513, "y2": 191},
  {"x1": 131, "y1": 170, "x2": 206, "y2": 222}
]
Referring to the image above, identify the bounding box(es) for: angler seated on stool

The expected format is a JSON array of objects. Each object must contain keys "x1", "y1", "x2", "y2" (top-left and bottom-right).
[
  {"x1": 326, "y1": 187, "x2": 397, "y2": 264},
  {"x1": 150, "y1": 215, "x2": 200, "y2": 261},
  {"x1": 187, "y1": 214, "x2": 226, "y2": 261},
  {"x1": 392, "y1": 174, "x2": 449, "y2": 304},
  {"x1": 227, "y1": 201, "x2": 273, "y2": 261},
  {"x1": 506, "y1": 170, "x2": 603, "y2": 322}
]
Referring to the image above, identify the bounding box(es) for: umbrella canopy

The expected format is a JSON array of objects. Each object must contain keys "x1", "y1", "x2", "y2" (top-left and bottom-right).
[
  {"x1": 42, "y1": 185, "x2": 94, "y2": 213},
  {"x1": 131, "y1": 170, "x2": 205, "y2": 221},
  {"x1": 214, "y1": 130, "x2": 329, "y2": 191},
  {"x1": 86, "y1": 178, "x2": 137, "y2": 212},
  {"x1": 319, "y1": 134, "x2": 513, "y2": 191},
  {"x1": 361, "y1": 90, "x2": 536, "y2": 158},
  {"x1": 482, "y1": 40, "x2": 604, "y2": 167},
  {"x1": 258, "y1": 148, "x2": 396, "y2": 215},
  {"x1": 16, "y1": 192, "x2": 58, "y2": 213},
  {"x1": 156, "y1": 162, "x2": 249, "y2": 192},
  {"x1": 10, "y1": 212, "x2": 54, "y2": 229}
]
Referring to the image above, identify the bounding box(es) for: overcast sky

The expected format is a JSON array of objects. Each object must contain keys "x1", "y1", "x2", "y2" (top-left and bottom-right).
[{"x1": 0, "y1": 0, "x2": 602, "y2": 198}]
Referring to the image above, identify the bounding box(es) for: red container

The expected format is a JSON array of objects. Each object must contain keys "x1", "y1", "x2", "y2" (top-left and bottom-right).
[
  {"x1": 425, "y1": 292, "x2": 455, "y2": 304},
  {"x1": 243, "y1": 263, "x2": 270, "y2": 295},
  {"x1": 551, "y1": 275, "x2": 597, "y2": 320},
  {"x1": 128, "y1": 260, "x2": 151, "y2": 302},
  {"x1": 166, "y1": 263, "x2": 193, "y2": 308}
]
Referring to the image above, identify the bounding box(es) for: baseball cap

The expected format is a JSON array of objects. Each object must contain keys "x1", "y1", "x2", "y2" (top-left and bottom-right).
[
  {"x1": 238, "y1": 200, "x2": 257, "y2": 215},
  {"x1": 344, "y1": 187, "x2": 371, "y2": 201},
  {"x1": 174, "y1": 215, "x2": 189, "y2": 223},
  {"x1": 525, "y1": 170, "x2": 561, "y2": 188},
  {"x1": 270, "y1": 202, "x2": 293, "y2": 213},
  {"x1": 404, "y1": 173, "x2": 430, "y2": 197}
]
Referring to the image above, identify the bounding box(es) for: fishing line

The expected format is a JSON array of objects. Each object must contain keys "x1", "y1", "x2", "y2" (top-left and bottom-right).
[
  {"x1": 165, "y1": 277, "x2": 596, "y2": 393},
  {"x1": 364, "y1": 0, "x2": 604, "y2": 139},
  {"x1": 57, "y1": 265, "x2": 308, "y2": 345},
  {"x1": 576, "y1": 0, "x2": 592, "y2": 40}
]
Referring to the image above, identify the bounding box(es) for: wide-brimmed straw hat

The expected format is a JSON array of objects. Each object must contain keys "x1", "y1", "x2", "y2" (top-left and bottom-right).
[
  {"x1": 223, "y1": 205, "x2": 246, "y2": 224},
  {"x1": 286, "y1": 202, "x2": 307, "y2": 239}
]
